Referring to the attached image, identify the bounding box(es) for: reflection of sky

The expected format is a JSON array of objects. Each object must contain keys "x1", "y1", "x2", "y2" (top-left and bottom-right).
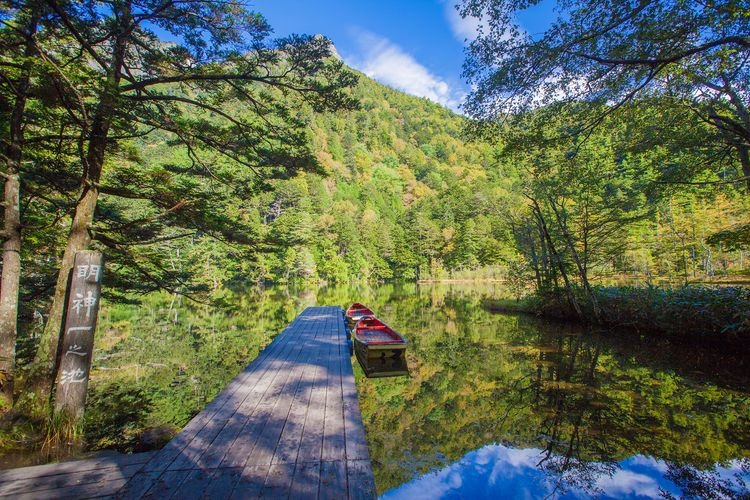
[{"x1": 380, "y1": 443, "x2": 749, "y2": 499}]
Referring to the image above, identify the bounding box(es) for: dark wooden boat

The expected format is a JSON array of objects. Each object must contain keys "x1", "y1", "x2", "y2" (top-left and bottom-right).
[
  {"x1": 352, "y1": 315, "x2": 407, "y2": 361},
  {"x1": 345, "y1": 303, "x2": 375, "y2": 326}
]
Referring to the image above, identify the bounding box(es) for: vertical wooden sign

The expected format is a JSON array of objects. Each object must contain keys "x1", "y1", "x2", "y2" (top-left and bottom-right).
[{"x1": 54, "y1": 251, "x2": 103, "y2": 419}]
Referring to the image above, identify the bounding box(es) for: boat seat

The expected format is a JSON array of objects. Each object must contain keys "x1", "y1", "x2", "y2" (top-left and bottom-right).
[{"x1": 357, "y1": 329, "x2": 402, "y2": 344}]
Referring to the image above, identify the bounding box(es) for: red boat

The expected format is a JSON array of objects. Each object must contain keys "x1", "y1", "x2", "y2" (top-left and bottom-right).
[
  {"x1": 352, "y1": 315, "x2": 407, "y2": 361},
  {"x1": 345, "y1": 303, "x2": 375, "y2": 326}
]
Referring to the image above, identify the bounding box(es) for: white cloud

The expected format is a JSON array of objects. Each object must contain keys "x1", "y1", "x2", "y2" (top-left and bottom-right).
[
  {"x1": 344, "y1": 29, "x2": 465, "y2": 112},
  {"x1": 442, "y1": 0, "x2": 481, "y2": 43},
  {"x1": 443, "y1": 0, "x2": 526, "y2": 49},
  {"x1": 595, "y1": 470, "x2": 662, "y2": 498}
]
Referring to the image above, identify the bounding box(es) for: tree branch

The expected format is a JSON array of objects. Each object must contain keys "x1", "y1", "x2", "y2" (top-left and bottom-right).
[
  {"x1": 654, "y1": 175, "x2": 750, "y2": 186},
  {"x1": 569, "y1": 36, "x2": 750, "y2": 67}
]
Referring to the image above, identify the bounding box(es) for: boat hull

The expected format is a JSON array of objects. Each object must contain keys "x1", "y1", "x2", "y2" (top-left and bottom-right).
[
  {"x1": 345, "y1": 303, "x2": 375, "y2": 328},
  {"x1": 352, "y1": 315, "x2": 407, "y2": 361},
  {"x1": 346, "y1": 313, "x2": 369, "y2": 328},
  {"x1": 353, "y1": 337, "x2": 406, "y2": 360},
  {"x1": 354, "y1": 348, "x2": 409, "y2": 378}
]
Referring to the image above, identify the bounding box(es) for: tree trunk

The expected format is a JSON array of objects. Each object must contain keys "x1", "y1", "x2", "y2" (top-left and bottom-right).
[
  {"x1": 0, "y1": 7, "x2": 39, "y2": 408},
  {"x1": 530, "y1": 198, "x2": 584, "y2": 319},
  {"x1": 32, "y1": 3, "x2": 131, "y2": 407},
  {"x1": 528, "y1": 231, "x2": 542, "y2": 290},
  {"x1": 0, "y1": 173, "x2": 21, "y2": 408},
  {"x1": 533, "y1": 217, "x2": 551, "y2": 288},
  {"x1": 546, "y1": 196, "x2": 602, "y2": 323},
  {"x1": 737, "y1": 144, "x2": 750, "y2": 194},
  {"x1": 34, "y1": 188, "x2": 99, "y2": 385}
]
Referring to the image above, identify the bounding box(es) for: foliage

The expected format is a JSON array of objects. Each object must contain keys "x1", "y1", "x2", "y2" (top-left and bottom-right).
[
  {"x1": 485, "y1": 285, "x2": 750, "y2": 346},
  {"x1": 1, "y1": 0, "x2": 361, "y2": 414},
  {"x1": 460, "y1": 0, "x2": 750, "y2": 189},
  {"x1": 5, "y1": 36, "x2": 748, "y2": 326},
  {"x1": 505, "y1": 256, "x2": 529, "y2": 301},
  {"x1": 82, "y1": 383, "x2": 152, "y2": 453},
  {"x1": 708, "y1": 222, "x2": 750, "y2": 250},
  {"x1": 592, "y1": 285, "x2": 750, "y2": 341}
]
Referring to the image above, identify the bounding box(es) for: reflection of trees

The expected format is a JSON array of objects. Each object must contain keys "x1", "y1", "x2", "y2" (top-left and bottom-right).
[
  {"x1": 510, "y1": 329, "x2": 750, "y2": 498},
  {"x1": 532, "y1": 334, "x2": 618, "y2": 496},
  {"x1": 90, "y1": 286, "x2": 304, "y2": 450},
  {"x1": 354, "y1": 285, "x2": 750, "y2": 494},
  {"x1": 660, "y1": 460, "x2": 750, "y2": 499},
  {"x1": 541, "y1": 457, "x2": 616, "y2": 498},
  {"x1": 87, "y1": 281, "x2": 750, "y2": 494}
]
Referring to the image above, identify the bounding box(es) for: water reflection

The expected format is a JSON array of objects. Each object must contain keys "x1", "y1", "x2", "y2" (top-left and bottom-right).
[
  {"x1": 34, "y1": 280, "x2": 748, "y2": 495},
  {"x1": 347, "y1": 282, "x2": 750, "y2": 497},
  {"x1": 381, "y1": 443, "x2": 750, "y2": 499}
]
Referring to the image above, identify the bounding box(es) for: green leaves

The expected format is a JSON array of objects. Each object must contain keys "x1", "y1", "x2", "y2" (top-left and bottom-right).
[{"x1": 461, "y1": 0, "x2": 750, "y2": 189}]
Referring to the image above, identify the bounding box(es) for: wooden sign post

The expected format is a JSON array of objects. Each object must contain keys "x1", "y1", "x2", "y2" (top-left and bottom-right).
[{"x1": 54, "y1": 251, "x2": 103, "y2": 419}]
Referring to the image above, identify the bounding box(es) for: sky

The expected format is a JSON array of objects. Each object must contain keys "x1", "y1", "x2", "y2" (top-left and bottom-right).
[
  {"x1": 255, "y1": 0, "x2": 555, "y2": 112},
  {"x1": 379, "y1": 443, "x2": 750, "y2": 499}
]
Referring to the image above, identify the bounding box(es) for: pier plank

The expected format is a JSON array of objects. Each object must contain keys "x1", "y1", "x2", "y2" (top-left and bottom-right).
[
  {"x1": 290, "y1": 461, "x2": 321, "y2": 498},
  {"x1": 319, "y1": 460, "x2": 348, "y2": 500},
  {"x1": 229, "y1": 464, "x2": 268, "y2": 500},
  {"x1": 322, "y1": 325, "x2": 346, "y2": 461},
  {"x1": 0, "y1": 306, "x2": 375, "y2": 499},
  {"x1": 173, "y1": 331, "x2": 302, "y2": 470},
  {"x1": 0, "y1": 463, "x2": 142, "y2": 498}
]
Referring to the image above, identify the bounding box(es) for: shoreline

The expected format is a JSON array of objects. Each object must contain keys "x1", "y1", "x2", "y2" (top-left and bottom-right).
[
  {"x1": 415, "y1": 275, "x2": 750, "y2": 286},
  {"x1": 481, "y1": 285, "x2": 750, "y2": 350}
]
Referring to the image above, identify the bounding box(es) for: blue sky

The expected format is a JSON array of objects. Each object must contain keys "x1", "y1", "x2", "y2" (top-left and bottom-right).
[
  {"x1": 256, "y1": 0, "x2": 555, "y2": 112},
  {"x1": 379, "y1": 443, "x2": 750, "y2": 499}
]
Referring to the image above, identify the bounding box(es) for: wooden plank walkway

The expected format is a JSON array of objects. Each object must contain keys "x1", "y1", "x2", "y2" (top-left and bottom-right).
[
  {"x1": 0, "y1": 451, "x2": 156, "y2": 499},
  {"x1": 0, "y1": 306, "x2": 375, "y2": 499}
]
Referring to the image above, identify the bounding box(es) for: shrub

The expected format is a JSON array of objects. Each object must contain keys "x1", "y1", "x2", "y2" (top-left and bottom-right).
[
  {"x1": 591, "y1": 285, "x2": 750, "y2": 342},
  {"x1": 83, "y1": 383, "x2": 153, "y2": 452}
]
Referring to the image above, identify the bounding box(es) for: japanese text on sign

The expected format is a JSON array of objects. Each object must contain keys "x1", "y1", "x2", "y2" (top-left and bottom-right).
[
  {"x1": 76, "y1": 264, "x2": 101, "y2": 281},
  {"x1": 71, "y1": 290, "x2": 98, "y2": 319},
  {"x1": 60, "y1": 368, "x2": 87, "y2": 384}
]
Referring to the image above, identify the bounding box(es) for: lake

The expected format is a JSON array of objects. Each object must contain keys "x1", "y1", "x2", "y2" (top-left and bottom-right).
[
  {"x1": 6, "y1": 282, "x2": 750, "y2": 498},
  {"x1": 349, "y1": 283, "x2": 750, "y2": 498}
]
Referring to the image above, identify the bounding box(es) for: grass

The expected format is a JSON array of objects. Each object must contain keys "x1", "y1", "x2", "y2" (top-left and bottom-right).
[{"x1": 483, "y1": 285, "x2": 750, "y2": 347}]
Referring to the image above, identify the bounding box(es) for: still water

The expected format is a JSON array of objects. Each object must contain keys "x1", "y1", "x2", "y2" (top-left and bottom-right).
[
  {"x1": 9, "y1": 282, "x2": 750, "y2": 498},
  {"x1": 348, "y1": 283, "x2": 750, "y2": 498}
]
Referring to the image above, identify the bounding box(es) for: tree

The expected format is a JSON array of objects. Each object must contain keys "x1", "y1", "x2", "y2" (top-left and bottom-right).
[
  {"x1": 0, "y1": 0, "x2": 78, "y2": 408},
  {"x1": 460, "y1": 0, "x2": 750, "y2": 189},
  {"x1": 16, "y1": 0, "x2": 356, "y2": 417},
  {"x1": 497, "y1": 106, "x2": 652, "y2": 321},
  {"x1": 450, "y1": 218, "x2": 480, "y2": 269},
  {"x1": 0, "y1": 0, "x2": 39, "y2": 408},
  {"x1": 505, "y1": 255, "x2": 528, "y2": 301}
]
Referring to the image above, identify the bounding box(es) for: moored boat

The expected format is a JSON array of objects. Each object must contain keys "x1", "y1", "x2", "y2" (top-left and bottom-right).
[
  {"x1": 355, "y1": 350, "x2": 409, "y2": 378},
  {"x1": 352, "y1": 315, "x2": 407, "y2": 361},
  {"x1": 345, "y1": 302, "x2": 375, "y2": 326}
]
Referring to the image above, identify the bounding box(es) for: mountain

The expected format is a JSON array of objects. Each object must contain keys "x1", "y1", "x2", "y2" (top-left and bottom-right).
[{"x1": 247, "y1": 70, "x2": 514, "y2": 284}]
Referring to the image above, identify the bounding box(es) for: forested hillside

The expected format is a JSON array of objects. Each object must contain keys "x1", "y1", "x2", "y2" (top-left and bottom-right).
[
  {"x1": 11, "y1": 57, "x2": 749, "y2": 349},
  {"x1": 91, "y1": 71, "x2": 748, "y2": 299}
]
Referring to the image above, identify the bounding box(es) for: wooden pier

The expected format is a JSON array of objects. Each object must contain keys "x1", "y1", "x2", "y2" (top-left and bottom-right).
[{"x1": 0, "y1": 306, "x2": 376, "y2": 499}]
